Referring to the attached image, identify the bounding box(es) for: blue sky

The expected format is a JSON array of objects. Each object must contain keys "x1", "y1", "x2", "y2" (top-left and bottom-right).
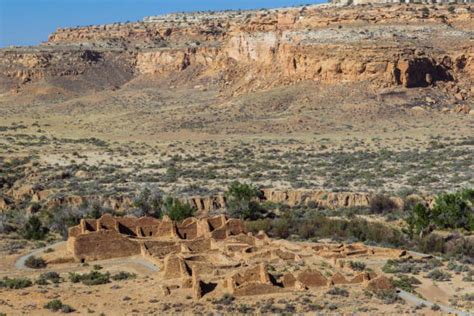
[{"x1": 0, "y1": 0, "x2": 324, "y2": 47}]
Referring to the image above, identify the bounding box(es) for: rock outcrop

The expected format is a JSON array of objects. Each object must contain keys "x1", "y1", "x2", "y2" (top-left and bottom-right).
[{"x1": 0, "y1": 4, "x2": 472, "y2": 100}]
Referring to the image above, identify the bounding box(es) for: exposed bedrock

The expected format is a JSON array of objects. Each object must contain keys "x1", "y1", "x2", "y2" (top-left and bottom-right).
[
  {"x1": 1, "y1": 183, "x2": 433, "y2": 215},
  {"x1": 0, "y1": 4, "x2": 472, "y2": 97}
]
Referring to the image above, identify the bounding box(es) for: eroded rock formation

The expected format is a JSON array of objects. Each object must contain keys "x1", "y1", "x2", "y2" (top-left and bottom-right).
[{"x1": 0, "y1": 4, "x2": 472, "y2": 99}]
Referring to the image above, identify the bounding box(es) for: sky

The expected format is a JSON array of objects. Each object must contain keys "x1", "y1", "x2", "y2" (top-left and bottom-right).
[{"x1": 0, "y1": 0, "x2": 324, "y2": 48}]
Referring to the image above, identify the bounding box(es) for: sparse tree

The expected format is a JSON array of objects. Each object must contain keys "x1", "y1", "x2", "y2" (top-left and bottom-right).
[
  {"x1": 21, "y1": 216, "x2": 48, "y2": 240},
  {"x1": 225, "y1": 182, "x2": 264, "y2": 220},
  {"x1": 162, "y1": 197, "x2": 195, "y2": 221},
  {"x1": 133, "y1": 188, "x2": 163, "y2": 218},
  {"x1": 404, "y1": 203, "x2": 431, "y2": 238}
]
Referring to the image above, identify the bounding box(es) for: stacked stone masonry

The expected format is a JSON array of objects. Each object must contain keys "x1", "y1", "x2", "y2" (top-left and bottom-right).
[{"x1": 67, "y1": 214, "x2": 405, "y2": 300}]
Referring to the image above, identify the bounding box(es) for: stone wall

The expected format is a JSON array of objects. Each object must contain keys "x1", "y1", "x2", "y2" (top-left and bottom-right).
[{"x1": 67, "y1": 214, "x2": 246, "y2": 262}]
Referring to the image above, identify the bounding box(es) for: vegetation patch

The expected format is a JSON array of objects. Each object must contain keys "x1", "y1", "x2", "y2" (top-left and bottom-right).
[
  {"x1": 44, "y1": 299, "x2": 75, "y2": 313},
  {"x1": 0, "y1": 277, "x2": 32, "y2": 289},
  {"x1": 25, "y1": 256, "x2": 47, "y2": 269}
]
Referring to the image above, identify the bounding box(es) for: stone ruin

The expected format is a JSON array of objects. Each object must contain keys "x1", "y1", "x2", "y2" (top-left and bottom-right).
[{"x1": 67, "y1": 214, "x2": 402, "y2": 300}]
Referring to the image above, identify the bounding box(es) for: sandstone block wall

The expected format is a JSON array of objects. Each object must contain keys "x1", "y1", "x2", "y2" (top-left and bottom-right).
[{"x1": 67, "y1": 214, "x2": 246, "y2": 262}]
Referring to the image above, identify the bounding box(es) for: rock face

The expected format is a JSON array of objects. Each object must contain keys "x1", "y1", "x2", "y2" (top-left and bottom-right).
[
  {"x1": 66, "y1": 214, "x2": 404, "y2": 299},
  {"x1": 0, "y1": 4, "x2": 472, "y2": 100},
  {"x1": 186, "y1": 189, "x2": 433, "y2": 215},
  {"x1": 1, "y1": 181, "x2": 433, "y2": 214},
  {"x1": 260, "y1": 188, "x2": 372, "y2": 208}
]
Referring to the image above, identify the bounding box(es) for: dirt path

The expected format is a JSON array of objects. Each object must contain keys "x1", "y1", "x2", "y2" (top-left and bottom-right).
[{"x1": 397, "y1": 289, "x2": 472, "y2": 316}]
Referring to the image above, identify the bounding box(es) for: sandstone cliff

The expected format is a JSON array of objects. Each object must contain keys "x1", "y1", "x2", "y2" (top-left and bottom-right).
[{"x1": 0, "y1": 4, "x2": 472, "y2": 100}]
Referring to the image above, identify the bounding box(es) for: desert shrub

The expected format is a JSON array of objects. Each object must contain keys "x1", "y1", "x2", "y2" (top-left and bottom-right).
[
  {"x1": 443, "y1": 234, "x2": 474, "y2": 258},
  {"x1": 370, "y1": 194, "x2": 398, "y2": 214},
  {"x1": 47, "y1": 206, "x2": 83, "y2": 240},
  {"x1": 246, "y1": 211, "x2": 407, "y2": 247},
  {"x1": 162, "y1": 197, "x2": 195, "y2": 221},
  {"x1": 25, "y1": 256, "x2": 47, "y2": 269},
  {"x1": 404, "y1": 203, "x2": 432, "y2": 238},
  {"x1": 460, "y1": 188, "x2": 474, "y2": 203},
  {"x1": 427, "y1": 269, "x2": 452, "y2": 281},
  {"x1": 92, "y1": 264, "x2": 103, "y2": 270},
  {"x1": 0, "y1": 213, "x2": 13, "y2": 234},
  {"x1": 48, "y1": 204, "x2": 113, "y2": 240},
  {"x1": 404, "y1": 189, "x2": 474, "y2": 241},
  {"x1": 271, "y1": 218, "x2": 292, "y2": 239},
  {"x1": 349, "y1": 261, "x2": 366, "y2": 271},
  {"x1": 392, "y1": 275, "x2": 421, "y2": 293},
  {"x1": 85, "y1": 202, "x2": 113, "y2": 220},
  {"x1": 36, "y1": 276, "x2": 48, "y2": 285},
  {"x1": 68, "y1": 272, "x2": 82, "y2": 283},
  {"x1": 0, "y1": 277, "x2": 32, "y2": 289},
  {"x1": 44, "y1": 299, "x2": 74, "y2": 313},
  {"x1": 245, "y1": 218, "x2": 272, "y2": 233},
  {"x1": 447, "y1": 260, "x2": 470, "y2": 273},
  {"x1": 213, "y1": 293, "x2": 235, "y2": 305},
  {"x1": 21, "y1": 215, "x2": 48, "y2": 240},
  {"x1": 382, "y1": 259, "x2": 421, "y2": 274},
  {"x1": 431, "y1": 190, "x2": 474, "y2": 231},
  {"x1": 421, "y1": 7, "x2": 430, "y2": 18},
  {"x1": 133, "y1": 188, "x2": 163, "y2": 218},
  {"x1": 37, "y1": 271, "x2": 61, "y2": 285},
  {"x1": 327, "y1": 287, "x2": 349, "y2": 297},
  {"x1": 416, "y1": 232, "x2": 474, "y2": 259},
  {"x1": 424, "y1": 258, "x2": 443, "y2": 270},
  {"x1": 68, "y1": 270, "x2": 110, "y2": 285},
  {"x1": 225, "y1": 182, "x2": 264, "y2": 220},
  {"x1": 462, "y1": 293, "x2": 474, "y2": 302},
  {"x1": 111, "y1": 271, "x2": 136, "y2": 281},
  {"x1": 431, "y1": 304, "x2": 441, "y2": 311},
  {"x1": 374, "y1": 289, "x2": 402, "y2": 304}
]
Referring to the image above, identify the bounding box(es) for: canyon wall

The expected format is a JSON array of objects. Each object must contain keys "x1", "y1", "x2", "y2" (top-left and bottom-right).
[
  {"x1": 1, "y1": 182, "x2": 432, "y2": 215},
  {"x1": 0, "y1": 4, "x2": 472, "y2": 99}
]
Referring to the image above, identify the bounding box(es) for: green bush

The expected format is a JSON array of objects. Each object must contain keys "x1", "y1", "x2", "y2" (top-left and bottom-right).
[
  {"x1": 382, "y1": 259, "x2": 421, "y2": 274},
  {"x1": 68, "y1": 270, "x2": 110, "y2": 285},
  {"x1": 404, "y1": 189, "x2": 474, "y2": 239},
  {"x1": 0, "y1": 277, "x2": 32, "y2": 289},
  {"x1": 246, "y1": 211, "x2": 406, "y2": 247},
  {"x1": 374, "y1": 289, "x2": 402, "y2": 304},
  {"x1": 427, "y1": 269, "x2": 452, "y2": 281},
  {"x1": 25, "y1": 256, "x2": 47, "y2": 269},
  {"x1": 133, "y1": 188, "x2": 163, "y2": 218},
  {"x1": 162, "y1": 197, "x2": 195, "y2": 221},
  {"x1": 38, "y1": 272, "x2": 61, "y2": 284},
  {"x1": 349, "y1": 261, "x2": 366, "y2": 271},
  {"x1": 431, "y1": 190, "x2": 474, "y2": 231},
  {"x1": 213, "y1": 293, "x2": 235, "y2": 305},
  {"x1": 245, "y1": 218, "x2": 272, "y2": 233},
  {"x1": 405, "y1": 203, "x2": 431, "y2": 238},
  {"x1": 370, "y1": 194, "x2": 398, "y2": 214},
  {"x1": 392, "y1": 275, "x2": 421, "y2": 293},
  {"x1": 111, "y1": 271, "x2": 136, "y2": 281},
  {"x1": 44, "y1": 299, "x2": 74, "y2": 313},
  {"x1": 225, "y1": 182, "x2": 264, "y2": 220},
  {"x1": 327, "y1": 287, "x2": 349, "y2": 297},
  {"x1": 36, "y1": 272, "x2": 62, "y2": 286},
  {"x1": 21, "y1": 216, "x2": 49, "y2": 240}
]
